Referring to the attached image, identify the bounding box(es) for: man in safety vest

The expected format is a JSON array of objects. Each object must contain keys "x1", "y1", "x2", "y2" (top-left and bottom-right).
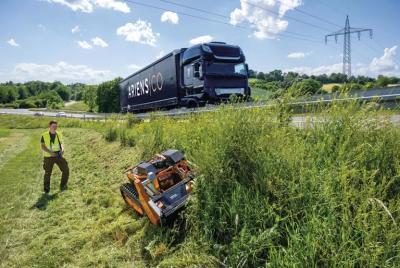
[{"x1": 40, "y1": 120, "x2": 69, "y2": 193}]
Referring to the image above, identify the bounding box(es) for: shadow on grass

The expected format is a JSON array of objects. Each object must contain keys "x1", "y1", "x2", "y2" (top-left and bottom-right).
[{"x1": 31, "y1": 193, "x2": 59, "y2": 210}]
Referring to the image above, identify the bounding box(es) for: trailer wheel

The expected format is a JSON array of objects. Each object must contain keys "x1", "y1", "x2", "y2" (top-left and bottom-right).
[{"x1": 120, "y1": 183, "x2": 144, "y2": 216}]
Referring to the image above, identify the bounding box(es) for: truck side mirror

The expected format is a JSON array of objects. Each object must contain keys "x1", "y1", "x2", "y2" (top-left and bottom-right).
[{"x1": 245, "y1": 63, "x2": 249, "y2": 76}]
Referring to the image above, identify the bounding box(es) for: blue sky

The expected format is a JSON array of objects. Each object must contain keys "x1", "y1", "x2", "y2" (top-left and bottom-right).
[{"x1": 0, "y1": 0, "x2": 399, "y2": 83}]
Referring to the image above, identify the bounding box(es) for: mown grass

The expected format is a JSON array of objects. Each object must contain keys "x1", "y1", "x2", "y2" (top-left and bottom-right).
[
  {"x1": 0, "y1": 127, "x2": 195, "y2": 267},
  {"x1": 1, "y1": 99, "x2": 400, "y2": 267}
]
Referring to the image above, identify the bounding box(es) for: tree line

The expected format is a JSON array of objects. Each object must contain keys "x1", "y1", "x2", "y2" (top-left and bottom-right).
[
  {"x1": 0, "y1": 78, "x2": 121, "y2": 113},
  {"x1": 249, "y1": 69, "x2": 400, "y2": 96},
  {"x1": 1, "y1": 70, "x2": 399, "y2": 112}
]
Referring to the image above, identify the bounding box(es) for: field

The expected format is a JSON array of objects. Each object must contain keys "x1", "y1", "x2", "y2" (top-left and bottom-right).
[
  {"x1": 1, "y1": 100, "x2": 400, "y2": 267},
  {"x1": 322, "y1": 83, "x2": 343, "y2": 92}
]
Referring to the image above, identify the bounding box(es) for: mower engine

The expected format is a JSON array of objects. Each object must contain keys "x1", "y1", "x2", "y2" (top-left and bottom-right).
[{"x1": 120, "y1": 149, "x2": 195, "y2": 225}]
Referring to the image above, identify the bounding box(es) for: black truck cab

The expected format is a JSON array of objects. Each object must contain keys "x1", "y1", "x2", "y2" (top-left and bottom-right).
[{"x1": 180, "y1": 42, "x2": 250, "y2": 106}]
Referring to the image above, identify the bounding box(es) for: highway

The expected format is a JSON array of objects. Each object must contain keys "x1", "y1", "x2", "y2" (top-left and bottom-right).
[
  {"x1": 1, "y1": 87, "x2": 399, "y2": 121},
  {"x1": 0, "y1": 108, "x2": 103, "y2": 119}
]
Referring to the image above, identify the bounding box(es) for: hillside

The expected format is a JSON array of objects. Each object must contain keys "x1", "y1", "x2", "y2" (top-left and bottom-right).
[{"x1": 1, "y1": 100, "x2": 400, "y2": 267}]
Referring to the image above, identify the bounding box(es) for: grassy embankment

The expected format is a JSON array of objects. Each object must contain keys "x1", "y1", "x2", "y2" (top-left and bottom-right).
[
  {"x1": 29, "y1": 101, "x2": 91, "y2": 113},
  {"x1": 1, "y1": 99, "x2": 400, "y2": 267},
  {"x1": 0, "y1": 119, "x2": 188, "y2": 267},
  {"x1": 62, "y1": 101, "x2": 90, "y2": 112}
]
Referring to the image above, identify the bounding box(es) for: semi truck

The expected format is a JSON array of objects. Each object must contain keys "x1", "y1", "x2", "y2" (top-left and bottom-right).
[{"x1": 119, "y1": 42, "x2": 251, "y2": 112}]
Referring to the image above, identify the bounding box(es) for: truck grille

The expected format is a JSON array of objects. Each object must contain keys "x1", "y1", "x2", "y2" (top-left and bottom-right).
[{"x1": 210, "y1": 45, "x2": 240, "y2": 58}]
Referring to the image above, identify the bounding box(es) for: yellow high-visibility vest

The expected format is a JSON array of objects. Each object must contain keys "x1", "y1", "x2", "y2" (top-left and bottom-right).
[{"x1": 41, "y1": 131, "x2": 63, "y2": 157}]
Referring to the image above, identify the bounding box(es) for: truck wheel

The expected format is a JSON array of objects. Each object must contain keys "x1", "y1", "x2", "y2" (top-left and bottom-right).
[
  {"x1": 247, "y1": 87, "x2": 252, "y2": 101},
  {"x1": 187, "y1": 100, "x2": 199, "y2": 109},
  {"x1": 120, "y1": 183, "x2": 144, "y2": 216}
]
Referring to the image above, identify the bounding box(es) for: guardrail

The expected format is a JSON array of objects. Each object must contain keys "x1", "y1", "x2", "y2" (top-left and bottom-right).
[{"x1": 1, "y1": 92, "x2": 399, "y2": 120}]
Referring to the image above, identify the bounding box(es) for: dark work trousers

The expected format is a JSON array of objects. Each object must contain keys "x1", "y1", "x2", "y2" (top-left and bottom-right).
[{"x1": 43, "y1": 156, "x2": 69, "y2": 192}]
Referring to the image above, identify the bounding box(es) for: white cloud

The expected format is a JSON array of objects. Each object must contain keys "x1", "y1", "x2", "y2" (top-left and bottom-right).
[
  {"x1": 128, "y1": 64, "x2": 142, "y2": 70},
  {"x1": 229, "y1": 0, "x2": 302, "y2": 39},
  {"x1": 71, "y1": 25, "x2": 80, "y2": 33},
  {"x1": 189, "y1": 35, "x2": 213, "y2": 45},
  {"x1": 368, "y1": 45, "x2": 398, "y2": 73},
  {"x1": 116, "y1": 20, "x2": 158, "y2": 46},
  {"x1": 48, "y1": 0, "x2": 94, "y2": 13},
  {"x1": 91, "y1": 37, "x2": 108, "y2": 47},
  {"x1": 284, "y1": 46, "x2": 400, "y2": 77},
  {"x1": 156, "y1": 50, "x2": 165, "y2": 59},
  {"x1": 279, "y1": 0, "x2": 302, "y2": 16},
  {"x1": 47, "y1": 0, "x2": 130, "y2": 13},
  {"x1": 161, "y1": 11, "x2": 179, "y2": 24},
  {"x1": 284, "y1": 63, "x2": 342, "y2": 76},
  {"x1": 1, "y1": 61, "x2": 113, "y2": 84},
  {"x1": 77, "y1": 40, "x2": 93, "y2": 49},
  {"x1": 7, "y1": 38, "x2": 20, "y2": 47},
  {"x1": 287, "y1": 51, "x2": 312, "y2": 59},
  {"x1": 93, "y1": 0, "x2": 130, "y2": 13}
]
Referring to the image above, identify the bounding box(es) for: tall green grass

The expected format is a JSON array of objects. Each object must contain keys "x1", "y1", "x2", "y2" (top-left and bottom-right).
[{"x1": 110, "y1": 100, "x2": 400, "y2": 267}]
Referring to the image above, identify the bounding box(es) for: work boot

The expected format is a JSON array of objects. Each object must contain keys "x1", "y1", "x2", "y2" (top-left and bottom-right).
[{"x1": 60, "y1": 185, "x2": 68, "y2": 192}]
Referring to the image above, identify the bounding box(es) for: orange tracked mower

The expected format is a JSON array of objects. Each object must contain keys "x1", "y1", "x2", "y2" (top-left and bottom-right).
[{"x1": 120, "y1": 150, "x2": 195, "y2": 225}]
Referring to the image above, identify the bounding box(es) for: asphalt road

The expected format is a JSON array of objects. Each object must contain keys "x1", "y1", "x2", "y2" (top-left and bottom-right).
[
  {"x1": 0, "y1": 109, "x2": 102, "y2": 119},
  {"x1": 1, "y1": 87, "x2": 399, "y2": 120}
]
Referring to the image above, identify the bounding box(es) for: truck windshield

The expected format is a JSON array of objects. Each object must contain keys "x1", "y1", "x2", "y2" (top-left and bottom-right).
[{"x1": 205, "y1": 62, "x2": 247, "y2": 76}]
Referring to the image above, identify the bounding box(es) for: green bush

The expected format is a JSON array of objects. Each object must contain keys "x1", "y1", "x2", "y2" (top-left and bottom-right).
[
  {"x1": 17, "y1": 100, "x2": 37, "y2": 108},
  {"x1": 118, "y1": 127, "x2": 135, "y2": 147},
  {"x1": 331, "y1": 85, "x2": 341, "y2": 92},
  {"x1": 365, "y1": 82, "x2": 375, "y2": 89},
  {"x1": 249, "y1": 79, "x2": 282, "y2": 92},
  {"x1": 47, "y1": 101, "x2": 63, "y2": 109},
  {"x1": 290, "y1": 79, "x2": 322, "y2": 95},
  {"x1": 125, "y1": 113, "x2": 140, "y2": 127}
]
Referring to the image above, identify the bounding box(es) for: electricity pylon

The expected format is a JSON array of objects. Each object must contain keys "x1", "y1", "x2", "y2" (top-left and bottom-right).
[{"x1": 325, "y1": 15, "x2": 373, "y2": 77}]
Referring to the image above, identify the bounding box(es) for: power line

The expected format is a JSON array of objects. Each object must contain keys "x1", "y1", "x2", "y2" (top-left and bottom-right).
[
  {"x1": 241, "y1": 0, "x2": 335, "y2": 32},
  {"x1": 291, "y1": 7, "x2": 342, "y2": 28},
  {"x1": 159, "y1": 0, "x2": 226, "y2": 19},
  {"x1": 275, "y1": 0, "x2": 342, "y2": 28},
  {"x1": 124, "y1": 0, "x2": 323, "y2": 43},
  {"x1": 157, "y1": 0, "x2": 320, "y2": 40},
  {"x1": 125, "y1": 0, "x2": 245, "y2": 29}
]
